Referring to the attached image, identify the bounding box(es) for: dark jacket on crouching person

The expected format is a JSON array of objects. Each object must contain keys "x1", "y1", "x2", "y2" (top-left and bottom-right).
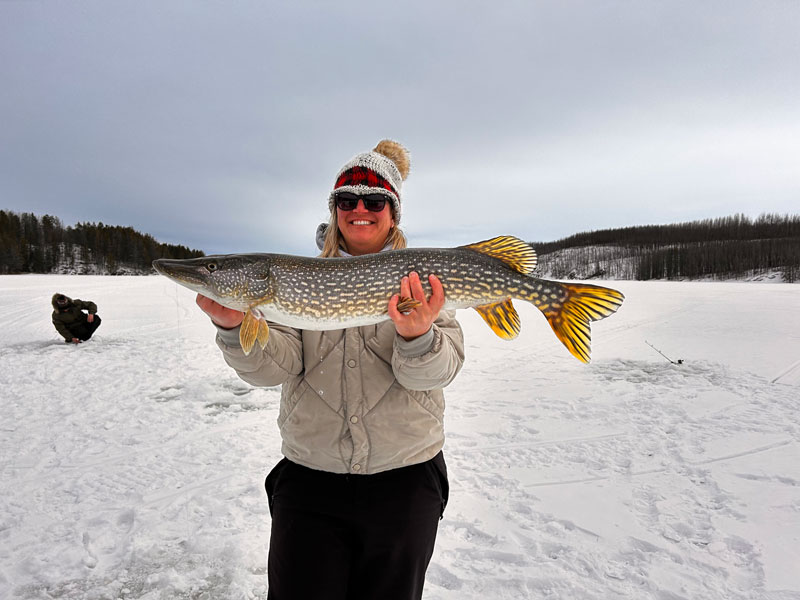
[{"x1": 51, "y1": 294, "x2": 101, "y2": 342}]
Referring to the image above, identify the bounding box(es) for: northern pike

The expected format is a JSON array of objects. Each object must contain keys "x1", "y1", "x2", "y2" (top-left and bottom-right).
[{"x1": 152, "y1": 236, "x2": 624, "y2": 362}]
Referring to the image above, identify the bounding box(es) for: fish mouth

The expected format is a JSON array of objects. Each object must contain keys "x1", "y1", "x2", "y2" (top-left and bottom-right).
[{"x1": 152, "y1": 258, "x2": 211, "y2": 290}]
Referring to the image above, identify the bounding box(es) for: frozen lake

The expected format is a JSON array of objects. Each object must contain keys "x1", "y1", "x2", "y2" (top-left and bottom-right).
[{"x1": 1, "y1": 275, "x2": 799, "y2": 599}]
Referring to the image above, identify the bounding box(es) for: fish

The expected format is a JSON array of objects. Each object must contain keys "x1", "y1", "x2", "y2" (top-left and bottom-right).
[{"x1": 152, "y1": 236, "x2": 624, "y2": 363}]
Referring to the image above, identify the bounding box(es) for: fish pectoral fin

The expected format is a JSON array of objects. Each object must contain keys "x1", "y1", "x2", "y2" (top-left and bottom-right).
[
  {"x1": 474, "y1": 299, "x2": 521, "y2": 340},
  {"x1": 239, "y1": 310, "x2": 269, "y2": 356},
  {"x1": 396, "y1": 296, "x2": 422, "y2": 313},
  {"x1": 257, "y1": 318, "x2": 270, "y2": 349},
  {"x1": 461, "y1": 236, "x2": 538, "y2": 274}
]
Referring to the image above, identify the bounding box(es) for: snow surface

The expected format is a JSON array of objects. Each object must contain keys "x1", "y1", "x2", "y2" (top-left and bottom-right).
[{"x1": 1, "y1": 275, "x2": 799, "y2": 600}]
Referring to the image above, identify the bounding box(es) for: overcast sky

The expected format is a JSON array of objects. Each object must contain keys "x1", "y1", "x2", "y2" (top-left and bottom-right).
[{"x1": 2, "y1": 1, "x2": 798, "y2": 256}]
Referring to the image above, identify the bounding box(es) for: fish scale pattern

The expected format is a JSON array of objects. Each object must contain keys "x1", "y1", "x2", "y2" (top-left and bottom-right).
[
  {"x1": 266, "y1": 247, "x2": 552, "y2": 319},
  {"x1": 153, "y1": 236, "x2": 625, "y2": 362}
]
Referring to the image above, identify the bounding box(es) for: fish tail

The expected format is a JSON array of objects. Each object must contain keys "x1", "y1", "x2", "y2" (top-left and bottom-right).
[{"x1": 525, "y1": 281, "x2": 624, "y2": 363}]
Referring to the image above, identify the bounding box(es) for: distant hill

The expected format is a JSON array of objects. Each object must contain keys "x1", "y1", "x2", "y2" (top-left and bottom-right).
[
  {"x1": 0, "y1": 210, "x2": 205, "y2": 275},
  {"x1": 4, "y1": 209, "x2": 797, "y2": 282},
  {"x1": 533, "y1": 213, "x2": 800, "y2": 283}
]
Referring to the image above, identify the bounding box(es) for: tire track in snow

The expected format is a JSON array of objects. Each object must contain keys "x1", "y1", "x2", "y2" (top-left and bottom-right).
[
  {"x1": 140, "y1": 474, "x2": 239, "y2": 509},
  {"x1": 9, "y1": 413, "x2": 269, "y2": 486},
  {"x1": 450, "y1": 431, "x2": 628, "y2": 455},
  {"x1": 521, "y1": 440, "x2": 795, "y2": 488},
  {"x1": 688, "y1": 438, "x2": 795, "y2": 466}
]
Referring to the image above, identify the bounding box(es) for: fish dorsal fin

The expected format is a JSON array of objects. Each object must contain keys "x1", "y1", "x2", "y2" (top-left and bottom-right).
[
  {"x1": 474, "y1": 299, "x2": 521, "y2": 340},
  {"x1": 239, "y1": 309, "x2": 270, "y2": 356},
  {"x1": 462, "y1": 236, "x2": 537, "y2": 274}
]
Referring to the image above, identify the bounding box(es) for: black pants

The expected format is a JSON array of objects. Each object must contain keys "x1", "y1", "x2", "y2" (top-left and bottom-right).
[
  {"x1": 265, "y1": 454, "x2": 449, "y2": 600},
  {"x1": 68, "y1": 315, "x2": 102, "y2": 341}
]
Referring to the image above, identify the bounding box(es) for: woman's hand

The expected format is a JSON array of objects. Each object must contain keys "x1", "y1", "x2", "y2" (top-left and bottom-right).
[
  {"x1": 196, "y1": 294, "x2": 245, "y2": 329},
  {"x1": 388, "y1": 272, "x2": 445, "y2": 341}
]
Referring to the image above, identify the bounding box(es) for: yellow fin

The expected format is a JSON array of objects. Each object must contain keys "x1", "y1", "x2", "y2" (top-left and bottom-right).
[
  {"x1": 462, "y1": 236, "x2": 537, "y2": 274},
  {"x1": 474, "y1": 299, "x2": 521, "y2": 340},
  {"x1": 257, "y1": 318, "x2": 270, "y2": 349},
  {"x1": 239, "y1": 310, "x2": 268, "y2": 356},
  {"x1": 540, "y1": 283, "x2": 625, "y2": 363}
]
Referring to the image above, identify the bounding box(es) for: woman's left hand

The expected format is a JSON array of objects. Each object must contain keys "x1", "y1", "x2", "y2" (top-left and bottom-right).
[{"x1": 388, "y1": 272, "x2": 445, "y2": 341}]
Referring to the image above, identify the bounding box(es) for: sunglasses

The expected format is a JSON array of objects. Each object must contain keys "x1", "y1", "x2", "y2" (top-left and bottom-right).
[{"x1": 334, "y1": 192, "x2": 389, "y2": 212}]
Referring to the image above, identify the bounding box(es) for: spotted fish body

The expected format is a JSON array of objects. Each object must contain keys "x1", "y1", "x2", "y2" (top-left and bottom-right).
[{"x1": 152, "y1": 236, "x2": 624, "y2": 363}]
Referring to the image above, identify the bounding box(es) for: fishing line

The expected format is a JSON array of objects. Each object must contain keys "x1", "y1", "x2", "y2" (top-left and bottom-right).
[
  {"x1": 163, "y1": 279, "x2": 195, "y2": 545},
  {"x1": 170, "y1": 280, "x2": 189, "y2": 378}
]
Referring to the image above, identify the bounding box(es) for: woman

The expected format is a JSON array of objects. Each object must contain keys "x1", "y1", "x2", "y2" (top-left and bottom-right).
[{"x1": 197, "y1": 140, "x2": 465, "y2": 600}]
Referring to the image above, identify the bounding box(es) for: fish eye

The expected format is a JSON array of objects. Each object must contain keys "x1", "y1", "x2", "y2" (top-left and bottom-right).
[{"x1": 207, "y1": 262, "x2": 218, "y2": 272}]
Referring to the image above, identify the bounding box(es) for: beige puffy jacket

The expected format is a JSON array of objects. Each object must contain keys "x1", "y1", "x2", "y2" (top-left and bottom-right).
[{"x1": 215, "y1": 311, "x2": 464, "y2": 475}]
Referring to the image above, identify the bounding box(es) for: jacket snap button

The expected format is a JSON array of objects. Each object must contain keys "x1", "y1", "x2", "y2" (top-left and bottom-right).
[
  {"x1": 352, "y1": 464, "x2": 361, "y2": 472},
  {"x1": 347, "y1": 359, "x2": 356, "y2": 368},
  {"x1": 350, "y1": 416, "x2": 359, "y2": 424}
]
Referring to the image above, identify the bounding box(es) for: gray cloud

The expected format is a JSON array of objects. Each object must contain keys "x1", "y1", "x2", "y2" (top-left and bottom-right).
[{"x1": 2, "y1": 0, "x2": 798, "y2": 255}]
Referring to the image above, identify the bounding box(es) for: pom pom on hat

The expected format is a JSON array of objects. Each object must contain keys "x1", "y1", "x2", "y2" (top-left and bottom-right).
[
  {"x1": 329, "y1": 139, "x2": 411, "y2": 223},
  {"x1": 373, "y1": 139, "x2": 410, "y2": 181}
]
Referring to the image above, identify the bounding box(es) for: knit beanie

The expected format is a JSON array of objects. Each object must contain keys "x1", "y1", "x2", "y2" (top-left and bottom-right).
[{"x1": 328, "y1": 140, "x2": 410, "y2": 223}]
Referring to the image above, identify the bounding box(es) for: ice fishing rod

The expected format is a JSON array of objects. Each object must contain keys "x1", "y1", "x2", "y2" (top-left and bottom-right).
[{"x1": 645, "y1": 340, "x2": 683, "y2": 365}]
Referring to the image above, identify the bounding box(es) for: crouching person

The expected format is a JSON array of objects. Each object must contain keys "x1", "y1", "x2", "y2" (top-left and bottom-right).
[{"x1": 52, "y1": 293, "x2": 102, "y2": 344}]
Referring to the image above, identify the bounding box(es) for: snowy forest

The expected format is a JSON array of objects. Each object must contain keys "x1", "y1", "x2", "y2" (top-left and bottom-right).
[
  {"x1": 533, "y1": 213, "x2": 800, "y2": 282},
  {"x1": 0, "y1": 210, "x2": 204, "y2": 275},
  {"x1": 2, "y1": 210, "x2": 798, "y2": 281}
]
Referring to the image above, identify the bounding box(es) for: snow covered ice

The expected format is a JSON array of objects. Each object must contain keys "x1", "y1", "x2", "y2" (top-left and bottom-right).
[{"x1": 1, "y1": 275, "x2": 799, "y2": 599}]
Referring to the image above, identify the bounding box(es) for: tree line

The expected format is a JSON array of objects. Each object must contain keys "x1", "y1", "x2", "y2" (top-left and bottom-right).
[
  {"x1": 0, "y1": 210, "x2": 204, "y2": 275},
  {"x1": 3, "y1": 209, "x2": 797, "y2": 281},
  {"x1": 533, "y1": 213, "x2": 800, "y2": 282}
]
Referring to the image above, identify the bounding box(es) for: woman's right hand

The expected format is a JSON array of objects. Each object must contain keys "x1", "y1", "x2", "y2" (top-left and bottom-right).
[{"x1": 196, "y1": 294, "x2": 245, "y2": 329}]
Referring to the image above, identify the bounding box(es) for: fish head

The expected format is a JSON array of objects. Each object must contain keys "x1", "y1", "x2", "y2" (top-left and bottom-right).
[{"x1": 152, "y1": 254, "x2": 274, "y2": 311}]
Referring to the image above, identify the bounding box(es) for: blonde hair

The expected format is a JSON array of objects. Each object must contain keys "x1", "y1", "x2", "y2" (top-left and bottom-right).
[{"x1": 320, "y1": 209, "x2": 407, "y2": 258}]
